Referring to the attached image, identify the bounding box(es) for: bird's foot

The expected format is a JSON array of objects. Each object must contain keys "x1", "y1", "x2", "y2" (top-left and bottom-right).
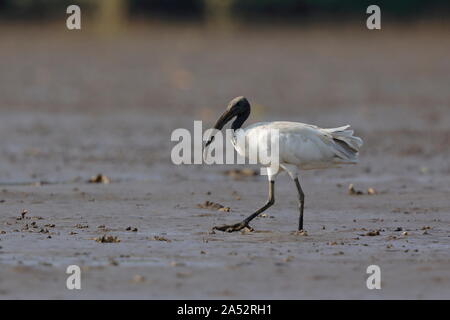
[
  {"x1": 292, "y1": 229, "x2": 308, "y2": 236},
  {"x1": 213, "y1": 221, "x2": 253, "y2": 233}
]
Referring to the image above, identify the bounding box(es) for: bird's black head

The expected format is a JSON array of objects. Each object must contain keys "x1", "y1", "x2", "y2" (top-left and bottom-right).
[{"x1": 205, "y1": 96, "x2": 251, "y2": 148}]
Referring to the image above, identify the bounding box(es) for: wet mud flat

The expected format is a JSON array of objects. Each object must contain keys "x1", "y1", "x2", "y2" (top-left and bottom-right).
[
  {"x1": 0, "y1": 176, "x2": 449, "y2": 299},
  {"x1": 0, "y1": 111, "x2": 449, "y2": 299}
]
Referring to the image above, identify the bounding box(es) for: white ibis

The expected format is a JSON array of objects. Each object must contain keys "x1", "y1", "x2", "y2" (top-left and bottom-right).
[{"x1": 204, "y1": 96, "x2": 363, "y2": 232}]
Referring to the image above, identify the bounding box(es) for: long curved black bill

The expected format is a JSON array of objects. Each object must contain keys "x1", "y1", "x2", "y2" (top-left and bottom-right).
[
  {"x1": 205, "y1": 109, "x2": 236, "y2": 146},
  {"x1": 203, "y1": 108, "x2": 236, "y2": 160}
]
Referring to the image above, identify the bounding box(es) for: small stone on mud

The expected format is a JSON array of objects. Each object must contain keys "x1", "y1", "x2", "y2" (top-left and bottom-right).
[
  {"x1": 367, "y1": 187, "x2": 377, "y2": 195},
  {"x1": 131, "y1": 274, "x2": 146, "y2": 283},
  {"x1": 348, "y1": 184, "x2": 364, "y2": 195},
  {"x1": 364, "y1": 230, "x2": 380, "y2": 236},
  {"x1": 240, "y1": 226, "x2": 254, "y2": 234},
  {"x1": 88, "y1": 174, "x2": 110, "y2": 184}
]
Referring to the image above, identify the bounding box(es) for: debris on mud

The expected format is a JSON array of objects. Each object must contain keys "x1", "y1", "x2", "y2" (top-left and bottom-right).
[
  {"x1": 16, "y1": 209, "x2": 32, "y2": 221},
  {"x1": 131, "y1": 274, "x2": 146, "y2": 283},
  {"x1": 151, "y1": 235, "x2": 171, "y2": 242},
  {"x1": 21, "y1": 210, "x2": 28, "y2": 219},
  {"x1": 348, "y1": 184, "x2": 364, "y2": 195},
  {"x1": 109, "y1": 258, "x2": 119, "y2": 266},
  {"x1": 75, "y1": 224, "x2": 89, "y2": 229},
  {"x1": 126, "y1": 226, "x2": 138, "y2": 232},
  {"x1": 362, "y1": 230, "x2": 380, "y2": 236},
  {"x1": 94, "y1": 235, "x2": 120, "y2": 243},
  {"x1": 88, "y1": 174, "x2": 110, "y2": 184},
  {"x1": 348, "y1": 184, "x2": 378, "y2": 195},
  {"x1": 224, "y1": 168, "x2": 258, "y2": 180},
  {"x1": 197, "y1": 201, "x2": 230, "y2": 212}
]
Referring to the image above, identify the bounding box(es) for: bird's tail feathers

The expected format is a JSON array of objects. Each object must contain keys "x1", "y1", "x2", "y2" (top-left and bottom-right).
[{"x1": 324, "y1": 125, "x2": 363, "y2": 162}]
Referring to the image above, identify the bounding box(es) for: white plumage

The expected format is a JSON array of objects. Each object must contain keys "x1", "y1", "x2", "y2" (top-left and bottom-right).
[{"x1": 232, "y1": 121, "x2": 363, "y2": 177}]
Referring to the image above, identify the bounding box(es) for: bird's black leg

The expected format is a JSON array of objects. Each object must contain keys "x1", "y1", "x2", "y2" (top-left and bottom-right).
[
  {"x1": 294, "y1": 177, "x2": 305, "y2": 231},
  {"x1": 213, "y1": 181, "x2": 275, "y2": 232}
]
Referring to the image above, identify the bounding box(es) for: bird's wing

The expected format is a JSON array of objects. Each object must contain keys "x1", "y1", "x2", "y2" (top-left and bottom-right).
[{"x1": 265, "y1": 122, "x2": 359, "y2": 163}]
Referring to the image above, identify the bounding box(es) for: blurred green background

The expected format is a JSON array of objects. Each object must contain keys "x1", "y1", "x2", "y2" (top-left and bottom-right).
[
  {"x1": 0, "y1": 0, "x2": 448, "y2": 113},
  {"x1": 0, "y1": 0, "x2": 449, "y2": 22}
]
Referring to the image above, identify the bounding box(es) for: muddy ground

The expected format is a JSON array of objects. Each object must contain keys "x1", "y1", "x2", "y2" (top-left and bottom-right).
[{"x1": 0, "y1": 22, "x2": 449, "y2": 299}]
